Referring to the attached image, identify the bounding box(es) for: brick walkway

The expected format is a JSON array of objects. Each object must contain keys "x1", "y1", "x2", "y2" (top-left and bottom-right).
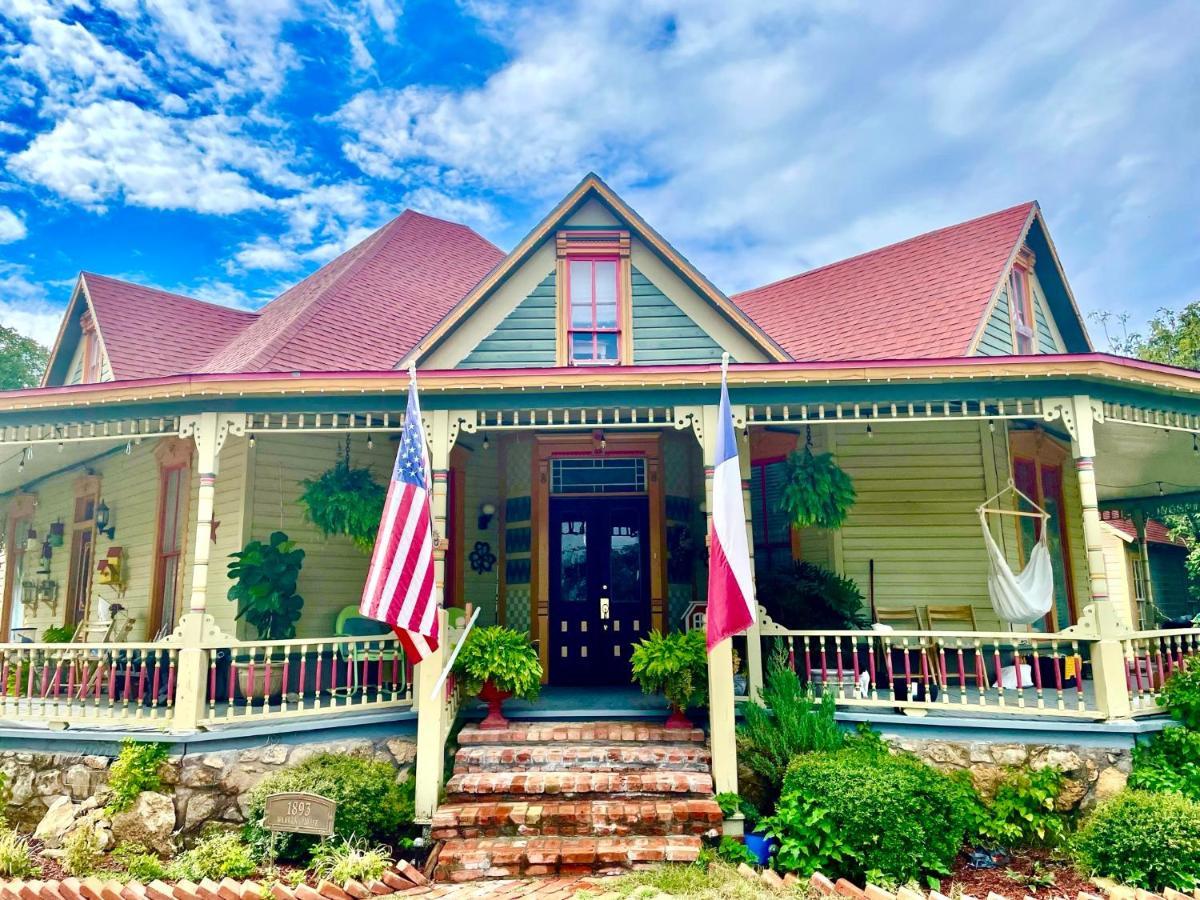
[{"x1": 394, "y1": 876, "x2": 614, "y2": 897}]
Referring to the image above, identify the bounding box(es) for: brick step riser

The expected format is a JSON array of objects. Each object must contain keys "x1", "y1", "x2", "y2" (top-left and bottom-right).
[
  {"x1": 456, "y1": 724, "x2": 706, "y2": 746},
  {"x1": 446, "y1": 791, "x2": 715, "y2": 806},
  {"x1": 446, "y1": 773, "x2": 714, "y2": 798},
  {"x1": 452, "y1": 748, "x2": 711, "y2": 774},
  {"x1": 432, "y1": 820, "x2": 717, "y2": 840},
  {"x1": 433, "y1": 836, "x2": 702, "y2": 882}
]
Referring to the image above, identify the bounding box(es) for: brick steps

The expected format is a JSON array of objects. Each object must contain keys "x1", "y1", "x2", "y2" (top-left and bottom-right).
[
  {"x1": 431, "y1": 798, "x2": 723, "y2": 840},
  {"x1": 453, "y1": 743, "x2": 711, "y2": 773},
  {"x1": 433, "y1": 835, "x2": 702, "y2": 882},
  {"x1": 433, "y1": 720, "x2": 717, "y2": 882}
]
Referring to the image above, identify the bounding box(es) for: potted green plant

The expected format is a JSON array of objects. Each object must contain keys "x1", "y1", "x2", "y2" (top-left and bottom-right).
[
  {"x1": 779, "y1": 428, "x2": 856, "y2": 530},
  {"x1": 226, "y1": 531, "x2": 305, "y2": 700},
  {"x1": 629, "y1": 629, "x2": 708, "y2": 729},
  {"x1": 298, "y1": 437, "x2": 386, "y2": 553},
  {"x1": 452, "y1": 626, "x2": 542, "y2": 729}
]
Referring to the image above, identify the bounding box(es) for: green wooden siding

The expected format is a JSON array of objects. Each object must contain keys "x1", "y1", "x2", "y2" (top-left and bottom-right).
[
  {"x1": 1149, "y1": 545, "x2": 1196, "y2": 619},
  {"x1": 460, "y1": 272, "x2": 557, "y2": 368},
  {"x1": 631, "y1": 269, "x2": 725, "y2": 364},
  {"x1": 1032, "y1": 282, "x2": 1064, "y2": 353},
  {"x1": 976, "y1": 286, "x2": 1014, "y2": 356}
]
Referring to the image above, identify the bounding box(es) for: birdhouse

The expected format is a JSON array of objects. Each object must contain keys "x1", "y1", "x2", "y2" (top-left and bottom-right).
[{"x1": 681, "y1": 600, "x2": 707, "y2": 633}]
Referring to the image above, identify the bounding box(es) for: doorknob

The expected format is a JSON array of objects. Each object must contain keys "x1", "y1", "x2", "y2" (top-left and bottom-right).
[{"x1": 599, "y1": 596, "x2": 611, "y2": 619}]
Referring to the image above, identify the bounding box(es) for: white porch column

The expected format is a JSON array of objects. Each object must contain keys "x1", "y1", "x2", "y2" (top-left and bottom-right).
[
  {"x1": 414, "y1": 409, "x2": 452, "y2": 823},
  {"x1": 173, "y1": 412, "x2": 245, "y2": 732},
  {"x1": 702, "y1": 403, "x2": 738, "y2": 795},
  {"x1": 736, "y1": 424, "x2": 764, "y2": 700}
]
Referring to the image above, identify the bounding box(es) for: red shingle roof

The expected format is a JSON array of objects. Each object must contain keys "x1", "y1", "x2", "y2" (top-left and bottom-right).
[
  {"x1": 82, "y1": 274, "x2": 256, "y2": 380},
  {"x1": 204, "y1": 211, "x2": 503, "y2": 373},
  {"x1": 1102, "y1": 511, "x2": 1186, "y2": 547},
  {"x1": 731, "y1": 202, "x2": 1037, "y2": 361}
]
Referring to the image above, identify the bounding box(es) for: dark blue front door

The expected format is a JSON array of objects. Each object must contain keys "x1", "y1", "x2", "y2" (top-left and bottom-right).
[{"x1": 549, "y1": 496, "x2": 650, "y2": 685}]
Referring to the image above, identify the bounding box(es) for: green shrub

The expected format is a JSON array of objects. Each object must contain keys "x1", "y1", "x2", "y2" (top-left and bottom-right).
[
  {"x1": 0, "y1": 828, "x2": 33, "y2": 877},
  {"x1": 764, "y1": 746, "x2": 977, "y2": 886},
  {"x1": 170, "y1": 830, "x2": 257, "y2": 881},
  {"x1": 629, "y1": 629, "x2": 708, "y2": 712},
  {"x1": 974, "y1": 766, "x2": 1069, "y2": 848},
  {"x1": 715, "y1": 836, "x2": 757, "y2": 867},
  {"x1": 63, "y1": 826, "x2": 102, "y2": 877},
  {"x1": 1160, "y1": 657, "x2": 1200, "y2": 729},
  {"x1": 41, "y1": 625, "x2": 75, "y2": 643},
  {"x1": 757, "y1": 561, "x2": 867, "y2": 631},
  {"x1": 244, "y1": 754, "x2": 414, "y2": 861},
  {"x1": 1073, "y1": 790, "x2": 1200, "y2": 891},
  {"x1": 1130, "y1": 726, "x2": 1200, "y2": 800},
  {"x1": 113, "y1": 843, "x2": 168, "y2": 882},
  {"x1": 713, "y1": 792, "x2": 761, "y2": 831},
  {"x1": 106, "y1": 739, "x2": 169, "y2": 815},
  {"x1": 736, "y1": 658, "x2": 844, "y2": 812},
  {"x1": 452, "y1": 626, "x2": 542, "y2": 700},
  {"x1": 311, "y1": 838, "x2": 393, "y2": 884}
]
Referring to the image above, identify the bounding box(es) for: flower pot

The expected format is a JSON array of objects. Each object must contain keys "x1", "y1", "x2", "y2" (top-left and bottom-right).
[
  {"x1": 664, "y1": 706, "x2": 693, "y2": 730},
  {"x1": 733, "y1": 674, "x2": 748, "y2": 697},
  {"x1": 477, "y1": 680, "x2": 512, "y2": 730},
  {"x1": 743, "y1": 831, "x2": 776, "y2": 867},
  {"x1": 235, "y1": 657, "x2": 285, "y2": 702}
]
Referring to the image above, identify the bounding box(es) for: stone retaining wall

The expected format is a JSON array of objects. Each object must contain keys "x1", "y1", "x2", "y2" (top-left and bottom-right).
[{"x1": 0, "y1": 736, "x2": 417, "y2": 836}]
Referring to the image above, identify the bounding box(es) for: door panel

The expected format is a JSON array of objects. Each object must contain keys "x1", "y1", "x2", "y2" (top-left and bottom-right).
[{"x1": 549, "y1": 497, "x2": 650, "y2": 685}]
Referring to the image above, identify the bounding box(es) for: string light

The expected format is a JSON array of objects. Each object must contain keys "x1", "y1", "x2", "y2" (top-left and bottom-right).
[
  {"x1": 125, "y1": 440, "x2": 132, "y2": 455},
  {"x1": 1158, "y1": 481, "x2": 1165, "y2": 496},
  {"x1": 249, "y1": 433, "x2": 256, "y2": 449},
  {"x1": 1193, "y1": 433, "x2": 1198, "y2": 455},
  {"x1": 866, "y1": 424, "x2": 873, "y2": 438},
  {"x1": 988, "y1": 419, "x2": 995, "y2": 433},
  {"x1": 482, "y1": 433, "x2": 490, "y2": 451},
  {"x1": 57, "y1": 442, "x2": 63, "y2": 453},
  {"x1": 367, "y1": 433, "x2": 374, "y2": 450}
]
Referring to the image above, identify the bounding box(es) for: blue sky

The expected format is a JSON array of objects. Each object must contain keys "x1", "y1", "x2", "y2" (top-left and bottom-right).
[{"x1": 0, "y1": 0, "x2": 1196, "y2": 349}]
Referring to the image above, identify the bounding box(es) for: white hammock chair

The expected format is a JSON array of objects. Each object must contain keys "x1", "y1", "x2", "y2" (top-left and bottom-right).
[{"x1": 978, "y1": 482, "x2": 1055, "y2": 626}]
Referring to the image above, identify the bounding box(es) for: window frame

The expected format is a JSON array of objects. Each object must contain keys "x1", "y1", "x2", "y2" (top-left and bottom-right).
[
  {"x1": 149, "y1": 437, "x2": 194, "y2": 636},
  {"x1": 565, "y1": 255, "x2": 622, "y2": 366},
  {"x1": 555, "y1": 229, "x2": 633, "y2": 366},
  {"x1": 80, "y1": 311, "x2": 101, "y2": 383},
  {"x1": 1008, "y1": 248, "x2": 1037, "y2": 355},
  {"x1": 749, "y1": 455, "x2": 794, "y2": 578}
]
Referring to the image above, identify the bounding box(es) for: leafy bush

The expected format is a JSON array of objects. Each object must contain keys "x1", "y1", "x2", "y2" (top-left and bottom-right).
[
  {"x1": 113, "y1": 843, "x2": 168, "y2": 882},
  {"x1": 629, "y1": 629, "x2": 708, "y2": 712},
  {"x1": 779, "y1": 444, "x2": 856, "y2": 530},
  {"x1": 0, "y1": 828, "x2": 32, "y2": 877},
  {"x1": 764, "y1": 745, "x2": 977, "y2": 886},
  {"x1": 106, "y1": 739, "x2": 169, "y2": 815},
  {"x1": 1159, "y1": 658, "x2": 1200, "y2": 729},
  {"x1": 41, "y1": 625, "x2": 75, "y2": 643},
  {"x1": 757, "y1": 562, "x2": 867, "y2": 631},
  {"x1": 715, "y1": 792, "x2": 762, "y2": 831},
  {"x1": 973, "y1": 766, "x2": 1068, "y2": 848},
  {"x1": 170, "y1": 830, "x2": 257, "y2": 881},
  {"x1": 244, "y1": 754, "x2": 414, "y2": 861},
  {"x1": 311, "y1": 838, "x2": 393, "y2": 884},
  {"x1": 1130, "y1": 726, "x2": 1200, "y2": 800},
  {"x1": 227, "y1": 531, "x2": 305, "y2": 641},
  {"x1": 452, "y1": 626, "x2": 542, "y2": 700},
  {"x1": 63, "y1": 826, "x2": 102, "y2": 877},
  {"x1": 715, "y1": 837, "x2": 757, "y2": 867},
  {"x1": 1073, "y1": 790, "x2": 1200, "y2": 891},
  {"x1": 736, "y1": 659, "x2": 844, "y2": 812},
  {"x1": 298, "y1": 455, "x2": 387, "y2": 553}
]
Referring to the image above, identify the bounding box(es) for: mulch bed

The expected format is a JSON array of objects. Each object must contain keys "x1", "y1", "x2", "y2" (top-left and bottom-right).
[{"x1": 942, "y1": 849, "x2": 1095, "y2": 899}]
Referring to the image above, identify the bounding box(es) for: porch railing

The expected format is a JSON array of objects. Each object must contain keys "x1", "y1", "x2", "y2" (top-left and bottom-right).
[
  {"x1": 1123, "y1": 628, "x2": 1200, "y2": 714},
  {"x1": 0, "y1": 642, "x2": 179, "y2": 728}
]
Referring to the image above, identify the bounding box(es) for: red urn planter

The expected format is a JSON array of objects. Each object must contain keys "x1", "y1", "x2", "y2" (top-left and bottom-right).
[
  {"x1": 477, "y1": 680, "x2": 513, "y2": 730},
  {"x1": 664, "y1": 706, "x2": 694, "y2": 730}
]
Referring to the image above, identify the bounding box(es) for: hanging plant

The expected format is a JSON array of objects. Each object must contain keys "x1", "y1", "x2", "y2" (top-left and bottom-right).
[
  {"x1": 779, "y1": 429, "x2": 856, "y2": 530},
  {"x1": 298, "y1": 436, "x2": 387, "y2": 553}
]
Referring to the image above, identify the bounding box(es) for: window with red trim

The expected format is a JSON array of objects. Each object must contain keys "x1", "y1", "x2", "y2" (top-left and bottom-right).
[
  {"x1": 749, "y1": 458, "x2": 792, "y2": 578},
  {"x1": 567, "y1": 257, "x2": 620, "y2": 364},
  {"x1": 1009, "y1": 264, "x2": 1036, "y2": 354},
  {"x1": 153, "y1": 465, "x2": 187, "y2": 631}
]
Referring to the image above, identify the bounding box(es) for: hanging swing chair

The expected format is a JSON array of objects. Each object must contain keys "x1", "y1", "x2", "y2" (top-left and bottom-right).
[{"x1": 977, "y1": 481, "x2": 1055, "y2": 626}]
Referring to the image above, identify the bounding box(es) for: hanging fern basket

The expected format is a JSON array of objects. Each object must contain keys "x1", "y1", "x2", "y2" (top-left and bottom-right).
[
  {"x1": 298, "y1": 437, "x2": 387, "y2": 553},
  {"x1": 779, "y1": 438, "x2": 856, "y2": 530}
]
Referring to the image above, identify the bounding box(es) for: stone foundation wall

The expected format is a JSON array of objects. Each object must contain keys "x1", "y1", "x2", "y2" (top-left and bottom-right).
[
  {"x1": 885, "y1": 736, "x2": 1131, "y2": 812},
  {"x1": 0, "y1": 735, "x2": 416, "y2": 837}
]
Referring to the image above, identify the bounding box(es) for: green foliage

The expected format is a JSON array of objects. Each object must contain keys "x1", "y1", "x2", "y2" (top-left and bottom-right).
[
  {"x1": 757, "y1": 561, "x2": 867, "y2": 630},
  {"x1": 298, "y1": 454, "x2": 387, "y2": 554},
  {"x1": 227, "y1": 531, "x2": 305, "y2": 641},
  {"x1": 779, "y1": 445, "x2": 856, "y2": 530},
  {"x1": 714, "y1": 792, "x2": 761, "y2": 831},
  {"x1": 453, "y1": 626, "x2": 543, "y2": 700},
  {"x1": 764, "y1": 745, "x2": 977, "y2": 886},
  {"x1": 244, "y1": 753, "x2": 414, "y2": 861},
  {"x1": 629, "y1": 629, "x2": 708, "y2": 712},
  {"x1": 1159, "y1": 657, "x2": 1200, "y2": 729},
  {"x1": 105, "y1": 739, "x2": 169, "y2": 815},
  {"x1": 170, "y1": 830, "x2": 257, "y2": 881},
  {"x1": 736, "y1": 659, "x2": 844, "y2": 812},
  {"x1": 1005, "y1": 862, "x2": 1057, "y2": 893},
  {"x1": 0, "y1": 828, "x2": 33, "y2": 877},
  {"x1": 1130, "y1": 726, "x2": 1200, "y2": 800},
  {"x1": 63, "y1": 826, "x2": 102, "y2": 877},
  {"x1": 311, "y1": 838, "x2": 393, "y2": 884},
  {"x1": 0, "y1": 324, "x2": 48, "y2": 391},
  {"x1": 715, "y1": 836, "x2": 757, "y2": 867},
  {"x1": 610, "y1": 861, "x2": 767, "y2": 900},
  {"x1": 1072, "y1": 790, "x2": 1200, "y2": 891},
  {"x1": 113, "y1": 843, "x2": 168, "y2": 882},
  {"x1": 41, "y1": 625, "x2": 75, "y2": 643},
  {"x1": 972, "y1": 766, "x2": 1068, "y2": 848}
]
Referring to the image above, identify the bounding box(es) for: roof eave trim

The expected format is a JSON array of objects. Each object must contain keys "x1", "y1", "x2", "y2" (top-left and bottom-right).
[{"x1": 964, "y1": 203, "x2": 1039, "y2": 356}]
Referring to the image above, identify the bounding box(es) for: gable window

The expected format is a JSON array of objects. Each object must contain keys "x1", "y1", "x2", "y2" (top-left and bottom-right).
[
  {"x1": 556, "y1": 229, "x2": 632, "y2": 366},
  {"x1": 80, "y1": 311, "x2": 101, "y2": 382},
  {"x1": 1008, "y1": 248, "x2": 1037, "y2": 355}
]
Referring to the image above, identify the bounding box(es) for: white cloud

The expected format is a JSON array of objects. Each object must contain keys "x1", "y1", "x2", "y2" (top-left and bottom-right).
[
  {"x1": 0, "y1": 263, "x2": 62, "y2": 345},
  {"x1": 0, "y1": 207, "x2": 27, "y2": 243},
  {"x1": 232, "y1": 236, "x2": 300, "y2": 272}
]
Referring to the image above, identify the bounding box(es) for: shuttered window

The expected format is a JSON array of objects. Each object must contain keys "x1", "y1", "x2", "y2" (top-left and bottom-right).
[{"x1": 749, "y1": 458, "x2": 792, "y2": 578}]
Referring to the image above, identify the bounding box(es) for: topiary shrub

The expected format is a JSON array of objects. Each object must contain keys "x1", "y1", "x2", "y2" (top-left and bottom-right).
[
  {"x1": 764, "y1": 745, "x2": 977, "y2": 886},
  {"x1": 243, "y1": 753, "x2": 414, "y2": 861},
  {"x1": 1072, "y1": 790, "x2": 1200, "y2": 891},
  {"x1": 1130, "y1": 725, "x2": 1200, "y2": 800}
]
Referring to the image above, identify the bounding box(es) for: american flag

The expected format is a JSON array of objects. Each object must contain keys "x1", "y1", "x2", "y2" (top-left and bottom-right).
[{"x1": 359, "y1": 372, "x2": 439, "y2": 662}]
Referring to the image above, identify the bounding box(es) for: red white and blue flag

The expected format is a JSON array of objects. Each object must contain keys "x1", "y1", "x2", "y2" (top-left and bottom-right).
[
  {"x1": 706, "y1": 358, "x2": 756, "y2": 650},
  {"x1": 360, "y1": 370, "x2": 439, "y2": 663}
]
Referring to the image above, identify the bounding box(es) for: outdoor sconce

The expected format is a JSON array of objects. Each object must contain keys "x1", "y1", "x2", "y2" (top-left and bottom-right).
[
  {"x1": 95, "y1": 500, "x2": 116, "y2": 539},
  {"x1": 24, "y1": 527, "x2": 39, "y2": 554},
  {"x1": 478, "y1": 502, "x2": 497, "y2": 530},
  {"x1": 36, "y1": 538, "x2": 52, "y2": 576}
]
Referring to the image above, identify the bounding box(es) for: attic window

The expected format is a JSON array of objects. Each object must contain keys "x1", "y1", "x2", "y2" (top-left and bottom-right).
[
  {"x1": 556, "y1": 230, "x2": 632, "y2": 366},
  {"x1": 1009, "y1": 248, "x2": 1037, "y2": 355},
  {"x1": 80, "y1": 311, "x2": 101, "y2": 382}
]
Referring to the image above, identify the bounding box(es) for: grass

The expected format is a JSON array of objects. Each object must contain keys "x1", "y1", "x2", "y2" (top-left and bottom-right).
[{"x1": 595, "y1": 861, "x2": 809, "y2": 898}]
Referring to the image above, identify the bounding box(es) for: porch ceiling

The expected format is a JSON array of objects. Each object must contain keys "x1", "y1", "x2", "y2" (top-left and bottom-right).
[
  {"x1": 0, "y1": 438, "x2": 129, "y2": 497},
  {"x1": 1094, "y1": 421, "x2": 1199, "y2": 504}
]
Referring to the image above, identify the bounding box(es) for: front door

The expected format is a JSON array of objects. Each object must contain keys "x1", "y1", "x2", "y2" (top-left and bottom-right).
[{"x1": 549, "y1": 496, "x2": 650, "y2": 685}]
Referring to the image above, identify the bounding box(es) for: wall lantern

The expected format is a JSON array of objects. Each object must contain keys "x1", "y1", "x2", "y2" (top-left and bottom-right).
[
  {"x1": 36, "y1": 538, "x2": 52, "y2": 575},
  {"x1": 95, "y1": 500, "x2": 116, "y2": 539},
  {"x1": 478, "y1": 502, "x2": 497, "y2": 530}
]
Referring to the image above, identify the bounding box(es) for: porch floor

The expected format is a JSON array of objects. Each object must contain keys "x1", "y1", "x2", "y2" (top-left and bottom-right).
[{"x1": 460, "y1": 686, "x2": 669, "y2": 720}]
